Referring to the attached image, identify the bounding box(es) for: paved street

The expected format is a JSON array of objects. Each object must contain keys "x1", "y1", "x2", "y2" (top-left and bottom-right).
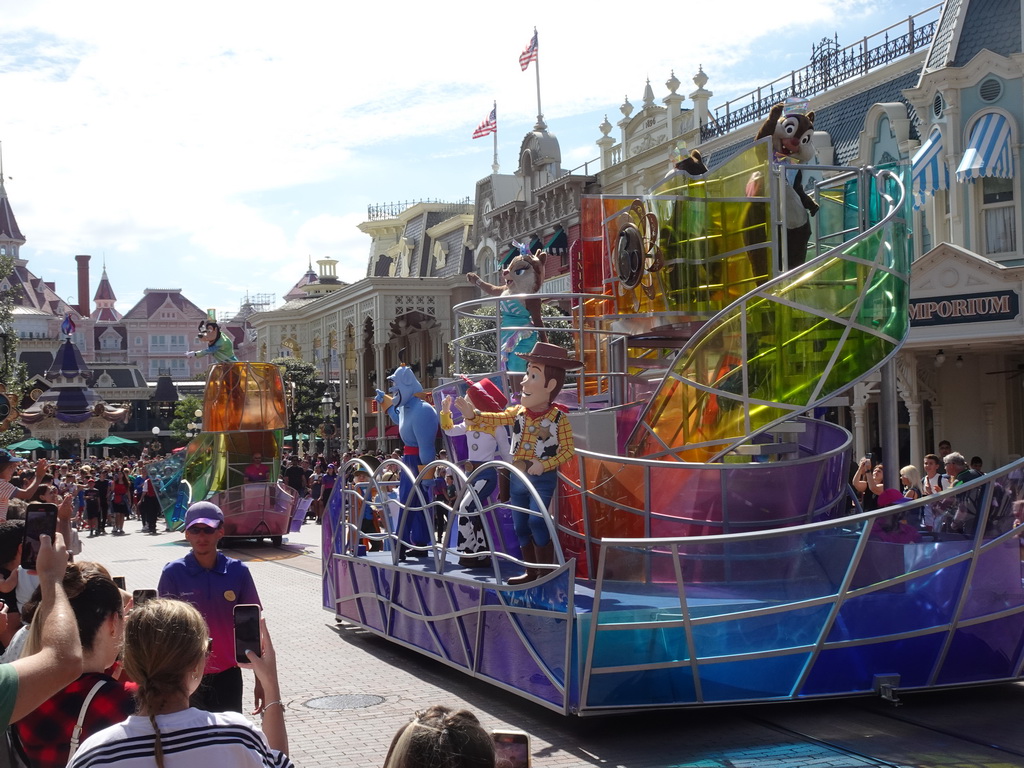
[{"x1": 78, "y1": 520, "x2": 1024, "y2": 768}]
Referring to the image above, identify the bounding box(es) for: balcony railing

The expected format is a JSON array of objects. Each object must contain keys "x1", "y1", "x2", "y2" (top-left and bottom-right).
[
  {"x1": 701, "y1": 4, "x2": 942, "y2": 140},
  {"x1": 366, "y1": 198, "x2": 473, "y2": 222}
]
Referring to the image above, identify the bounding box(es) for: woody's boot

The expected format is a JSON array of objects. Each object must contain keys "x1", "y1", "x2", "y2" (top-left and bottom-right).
[
  {"x1": 507, "y1": 541, "x2": 537, "y2": 585},
  {"x1": 533, "y1": 540, "x2": 555, "y2": 581}
]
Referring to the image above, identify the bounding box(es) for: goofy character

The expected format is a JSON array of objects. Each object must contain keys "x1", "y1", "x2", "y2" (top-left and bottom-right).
[{"x1": 186, "y1": 320, "x2": 238, "y2": 363}]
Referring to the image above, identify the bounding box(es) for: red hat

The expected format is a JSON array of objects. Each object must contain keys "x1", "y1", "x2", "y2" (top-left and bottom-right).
[{"x1": 460, "y1": 376, "x2": 507, "y2": 411}]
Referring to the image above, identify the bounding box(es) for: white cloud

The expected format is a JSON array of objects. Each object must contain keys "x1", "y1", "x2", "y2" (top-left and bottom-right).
[{"x1": 1, "y1": 0, "x2": 930, "y2": 318}]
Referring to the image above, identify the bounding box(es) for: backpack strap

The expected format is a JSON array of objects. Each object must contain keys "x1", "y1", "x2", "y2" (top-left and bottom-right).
[{"x1": 68, "y1": 679, "x2": 107, "y2": 762}]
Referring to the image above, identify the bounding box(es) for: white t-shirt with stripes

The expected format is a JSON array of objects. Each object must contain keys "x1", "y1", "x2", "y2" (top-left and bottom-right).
[{"x1": 67, "y1": 708, "x2": 293, "y2": 768}]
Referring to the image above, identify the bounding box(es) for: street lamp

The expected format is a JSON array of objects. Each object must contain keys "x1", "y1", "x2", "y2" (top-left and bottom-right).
[
  {"x1": 321, "y1": 390, "x2": 336, "y2": 456},
  {"x1": 348, "y1": 407, "x2": 358, "y2": 451}
]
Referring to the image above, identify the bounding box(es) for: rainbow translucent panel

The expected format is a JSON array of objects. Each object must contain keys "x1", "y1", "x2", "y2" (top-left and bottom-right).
[{"x1": 612, "y1": 151, "x2": 911, "y2": 462}]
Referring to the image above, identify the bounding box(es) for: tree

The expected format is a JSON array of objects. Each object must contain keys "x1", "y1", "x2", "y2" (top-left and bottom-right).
[
  {"x1": 169, "y1": 394, "x2": 205, "y2": 442},
  {"x1": 271, "y1": 357, "x2": 327, "y2": 446},
  {"x1": 451, "y1": 303, "x2": 575, "y2": 376},
  {"x1": 0, "y1": 253, "x2": 28, "y2": 447}
]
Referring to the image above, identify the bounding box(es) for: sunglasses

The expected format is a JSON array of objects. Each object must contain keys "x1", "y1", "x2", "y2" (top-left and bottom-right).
[{"x1": 188, "y1": 526, "x2": 218, "y2": 535}]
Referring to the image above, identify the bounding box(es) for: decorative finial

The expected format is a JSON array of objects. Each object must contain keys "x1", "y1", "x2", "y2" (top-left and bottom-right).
[{"x1": 666, "y1": 70, "x2": 680, "y2": 94}]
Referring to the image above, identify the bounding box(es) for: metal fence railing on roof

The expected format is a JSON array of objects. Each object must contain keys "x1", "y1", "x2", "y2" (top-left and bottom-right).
[
  {"x1": 700, "y1": 4, "x2": 942, "y2": 140},
  {"x1": 366, "y1": 198, "x2": 473, "y2": 222}
]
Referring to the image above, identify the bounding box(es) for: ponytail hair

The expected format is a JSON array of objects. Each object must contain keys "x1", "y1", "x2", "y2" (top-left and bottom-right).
[{"x1": 123, "y1": 599, "x2": 209, "y2": 768}]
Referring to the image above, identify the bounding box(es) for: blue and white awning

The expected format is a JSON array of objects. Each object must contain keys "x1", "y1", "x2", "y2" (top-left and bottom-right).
[
  {"x1": 910, "y1": 128, "x2": 948, "y2": 209},
  {"x1": 956, "y1": 112, "x2": 1014, "y2": 183}
]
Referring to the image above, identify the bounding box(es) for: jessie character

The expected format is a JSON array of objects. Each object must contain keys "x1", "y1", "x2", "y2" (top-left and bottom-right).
[
  {"x1": 440, "y1": 377, "x2": 512, "y2": 567},
  {"x1": 455, "y1": 342, "x2": 582, "y2": 585},
  {"x1": 186, "y1": 321, "x2": 238, "y2": 363}
]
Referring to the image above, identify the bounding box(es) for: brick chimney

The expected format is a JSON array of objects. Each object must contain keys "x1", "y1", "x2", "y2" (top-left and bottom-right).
[{"x1": 75, "y1": 254, "x2": 91, "y2": 318}]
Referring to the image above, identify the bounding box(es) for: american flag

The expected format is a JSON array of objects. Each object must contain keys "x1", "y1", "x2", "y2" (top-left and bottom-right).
[
  {"x1": 519, "y1": 30, "x2": 538, "y2": 71},
  {"x1": 472, "y1": 106, "x2": 497, "y2": 139}
]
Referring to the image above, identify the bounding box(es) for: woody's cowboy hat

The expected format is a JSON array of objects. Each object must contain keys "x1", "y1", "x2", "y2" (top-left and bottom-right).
[
  {"x1": 517, "y1": 342, "x2": 583, "y2": 370},
  {"x1": 460, "y1": 376, "x2": 508, "y2": 412}
]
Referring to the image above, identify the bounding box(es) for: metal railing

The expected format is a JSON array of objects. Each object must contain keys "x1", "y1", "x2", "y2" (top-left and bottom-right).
[
  {"x1": 701, "y1": 5, "x2": 941, "y2": 139},
  {"x1": 366, "y1": 198, "x2": 473, "y2": 221}
]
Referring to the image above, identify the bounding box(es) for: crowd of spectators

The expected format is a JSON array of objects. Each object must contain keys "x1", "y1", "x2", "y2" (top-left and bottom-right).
[
  {"x1": 0, "y1": 441, "x2": 520, "y2": 768},
  {"x1": 851, "y1": 440, "x2": 1006, "y2": 538}
]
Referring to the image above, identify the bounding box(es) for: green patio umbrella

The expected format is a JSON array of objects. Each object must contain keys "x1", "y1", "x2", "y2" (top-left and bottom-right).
[
  {"x1": 87, "y1": 435, "x2": 140, "y2": 447},
  {"x1": 6, "y1": 437, "x2": 59, "y2": 451}
]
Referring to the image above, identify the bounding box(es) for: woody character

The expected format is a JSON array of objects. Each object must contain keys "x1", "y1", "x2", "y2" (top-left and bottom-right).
[{"x1": 455, "y1": 342, "x2": 582, "y2": 584}]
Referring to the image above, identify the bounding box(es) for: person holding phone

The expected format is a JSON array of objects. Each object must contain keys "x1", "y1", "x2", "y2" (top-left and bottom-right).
[
  {"x1": 383, "y1": 705, "x2": 496, "y2": 768},
  {"x1": 67, "y1": 598, "x2": 292, "y2": 768},
  {"x1": 3, "y1": 532, "x2": 83, "y2": 730},
  {"x1": 14, "y1": 562, "x2": 134, "y2": 768},
  {"x1": 0, "y1": 449, "x2": 48, "y2": 523},
  {"x1": 157, "y1": 502, "x2": 263, "y2": 714}
]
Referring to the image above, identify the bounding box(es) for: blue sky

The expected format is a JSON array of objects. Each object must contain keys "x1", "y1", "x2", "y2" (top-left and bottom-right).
[{"x1": 0, "y1": 0, "x2": 935, "y2": 318}]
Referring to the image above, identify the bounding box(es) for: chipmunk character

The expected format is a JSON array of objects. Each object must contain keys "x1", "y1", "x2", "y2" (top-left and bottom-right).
[
  {"x1": 467, "y1": 244, "x2": 547, "y2": 381},
  {"x1": 747, "y1": 98, "x2": 820, "y2": 272},
  {"x1": 671, "y1": 147, "x2": 708, "y2": 176}
]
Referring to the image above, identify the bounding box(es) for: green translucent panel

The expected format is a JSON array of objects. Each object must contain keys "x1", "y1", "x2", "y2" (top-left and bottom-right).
[
  {"x1": 652, "y1": 142, "x2": 773, "y2": 315},
  {"x1": 626, "y1": 158, "x2": 911, "y2": 459}
]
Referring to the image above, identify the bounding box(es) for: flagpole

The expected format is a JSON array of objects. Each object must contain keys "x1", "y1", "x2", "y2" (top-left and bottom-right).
[
  {"x1": 491, "y1": 100, "x2": 499, "y2": 173},
  {"x1": 533, "y1": 28, "x2": 545, "y2": 129}
]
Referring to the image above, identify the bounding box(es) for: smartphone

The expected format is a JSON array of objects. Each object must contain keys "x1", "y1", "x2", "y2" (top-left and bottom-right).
[
  {"x1": 112, "y1": 576, "x2": 127, "y2": 590},
  {"x1": 233, "y1": 604, "x2": 262, "y2": 664},
  {"x1": 866, "y1": 453, "x2": 874, "y2": 462},
  {"x1": 21, "y1": 503, "x2": 58, "y2": 570},
  {"x1": 492, "y1": 730, "x2": 530, "y2": 768},
  {"x1": 132, "y1": 589, "x2": 157, "y2": 605}
]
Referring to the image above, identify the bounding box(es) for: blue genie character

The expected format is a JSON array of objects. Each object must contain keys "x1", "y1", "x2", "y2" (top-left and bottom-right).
[
  {"x1": 376, "y1": 362, "x2": 439, "y2": 558},
  {"x1": 185, "y1": 320, "x2": 238, "y2": 363}
]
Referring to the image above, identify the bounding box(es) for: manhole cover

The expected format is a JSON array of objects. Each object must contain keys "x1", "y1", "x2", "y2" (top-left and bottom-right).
[{"x1": 304, "y1": 694, "x2": 384, "y2": 710}]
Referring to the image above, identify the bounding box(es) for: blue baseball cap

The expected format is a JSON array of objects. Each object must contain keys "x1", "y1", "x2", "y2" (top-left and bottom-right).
[
  {"x1": 184, "y1": 501, "x2": 225, "y2": 530},
  {"x1": 0, "y1": 448, "x2": 25, "y2": 466}
]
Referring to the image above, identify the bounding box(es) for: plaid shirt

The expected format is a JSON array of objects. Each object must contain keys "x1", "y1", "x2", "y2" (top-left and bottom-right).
[
  {"x1": 15, "y1": 672, "x2": 135, "y2": 768},
  {"x1": 470, "y1": 404, "x2": 574, "y2": 474}
]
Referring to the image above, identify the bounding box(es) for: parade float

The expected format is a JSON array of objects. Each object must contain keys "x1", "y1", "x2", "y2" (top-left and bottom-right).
[
  {"x1": 323, "y1": 134, "x2": 1024, "y2": 715},
  {"x1": 158, "y1": 362, "x2": 299, "y2": 542}
]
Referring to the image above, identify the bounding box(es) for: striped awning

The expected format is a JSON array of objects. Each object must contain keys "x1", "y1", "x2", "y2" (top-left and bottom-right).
[
  {"x1": 956, "y1": 112, "x2": 1014, "y2": 183},
  {"x1": 545, "y1": 228, "x2": 568, "y2": 254},
  {"x1": 910, "y1": 128, "x2": 948, "y2": 209}
]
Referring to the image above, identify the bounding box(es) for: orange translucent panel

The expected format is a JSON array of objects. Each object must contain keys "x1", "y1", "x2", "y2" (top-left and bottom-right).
[{"x1": 203, "y1": 363, "x2": 288, "y2": 432}]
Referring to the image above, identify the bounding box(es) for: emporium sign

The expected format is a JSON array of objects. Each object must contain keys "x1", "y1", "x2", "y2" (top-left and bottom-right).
[{"x1": 909, "y1": 290, "x2": 1020, "y2": 327}]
